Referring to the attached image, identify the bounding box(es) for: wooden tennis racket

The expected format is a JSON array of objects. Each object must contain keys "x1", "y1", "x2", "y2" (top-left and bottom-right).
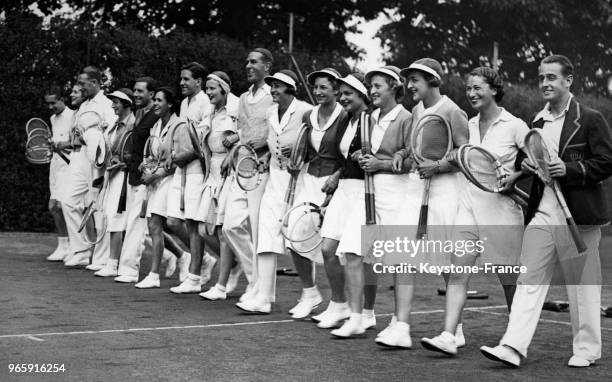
[
  {"x1": 523, "y1": 129, "x2": 587, "y2": 253},
  {"x1": 25, "y1": 118, "x2": 70, "y2": 164},
  {"x1": 359, "y1": 111, "x2": 376, "y2": 225},
  {"x1": 78, "y1": 175, "x2": 109, "y2": 245},
  {"x1": 139, "y1": 135, "x2": 163, "y2": 218},
  {"x1": 232, "y1": 144, "x2": 263, "y2": 191},
  {"x1": 411, "y1": 113, "x2": 453, "y2": 240}
]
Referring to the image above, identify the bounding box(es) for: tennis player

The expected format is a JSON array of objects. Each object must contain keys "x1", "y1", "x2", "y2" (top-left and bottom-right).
[
  {"x1": 481, "y1": 54, "x2": 612, "y2": 368},
  {"x1": 421, "y1": 67, "x2": 528, "y2": 355},
  {"x1": 282, "y1": 68, "x2": 347, "y2": 320},
  {"x1": 93, "y1": 88, "x2": 135, "y2": 277},
  {"x1": 165, "y1": 62, "x2": 217, "y2": 292},
  {"x1": 44, "y1": 86, "x2": 74, "y2": 262},
  {"x1": 171, "y1": 71, "x2": 239, "y2": 296},
  {"x1": 354, "y1": 66, "x2": 414, "y2": 346},
  {"x1": 61, "y1": 66, "x2": 117, "y2": 269},
  {"x1": 321, "y1": 73, "x2": 379, "y2": 336},
  {"x1": 221, "y1": 48, "x2": 275, "y2": 302},
  {"x1": 234, "y1": 70, "x2": 312, "y2": 313},
  {"x1": 135, "y1": 87, "x2": 185, "y2": 289}
]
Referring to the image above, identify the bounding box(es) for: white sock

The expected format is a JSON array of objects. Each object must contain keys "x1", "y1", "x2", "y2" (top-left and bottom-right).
[
  {"x1": 303, "y1": 286, "x2": 319, "y2": 298},
  {"x1": 362, "y1": 309, "x2": 375, "y2": 318},
  {"x1": 395, "y1": 321, "x2": 410, "y2": 332},
  {"x1": 148, "y1": 272, "x2": 160, "y2": 280},
  {"x1": 349, "y1": 313, "x2": 362, "y2": 321},
  {"x1": 333, "y1": 301, "x2": 349, "y2": 312},
  {"x1": 456, "y1": 323, "x2": 464, "y2": 336},
  {"x1": 106, "y1": 259, "x2": 119, "y2": 268},
  {"x1": 214, "y1": 283, "x2": 226, "y2": 292},
  {"x1": 187, "y1": 273, "x2": 201, "y2": 282}
]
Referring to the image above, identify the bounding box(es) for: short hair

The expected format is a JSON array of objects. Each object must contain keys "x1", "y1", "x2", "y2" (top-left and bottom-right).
[
  {"x1": 208, "y1": 70, "x2": 232, "y2": 95},
  {"x1": 468, "y1": 67, "x2": 505, "y2": 102},
  {"x1": 155, "y1": 86, "x2": 180, "y2": 115},
  {"x1": 80, "y1": 66, "x2": 102, "y2": 82},
  {"x1": 45, "y1": 85, "x2": 65, "y2": 101},
  {"x1": 541, "y1": 55, "x2": 574, "y2": 77},
  {"x1": 374, "y1": 74, "x2": 404, "y2": 100},
  {"x1": 181, "y1": 62, "x2": 207, "y2": 81},
  {"x1": 251, "y1": 48, "x2": 274, "y2": 66},
  {"x1": 345, "y1": 72, "x2": 370, "y2": 105},
  {"x1": 135, "y1": 76, "x2": 158, "y2": 92}
]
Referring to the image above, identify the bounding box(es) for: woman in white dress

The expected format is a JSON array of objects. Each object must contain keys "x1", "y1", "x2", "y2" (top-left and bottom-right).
[
  {"x1": 135, "y1": 87, "x2": 186, "y2": 289},
  {"x1": 375, "y1": 58, "x2": 469, "y2": 349},
  {"x1": 420, "y1": 67, "x2": 527, "y2": 355},
  {"x1": 235, "y1": 70, "x2": 312, "y2": 313}
]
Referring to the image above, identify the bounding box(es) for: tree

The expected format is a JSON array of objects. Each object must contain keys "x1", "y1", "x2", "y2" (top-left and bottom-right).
[{"x1": 378, "y1": 0, "x2": 612, "y2": 94}]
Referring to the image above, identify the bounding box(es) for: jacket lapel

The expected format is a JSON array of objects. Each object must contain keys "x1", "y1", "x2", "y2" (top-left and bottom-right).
[{"x1": 559, "y1": 99, "x2": 581, "y2": 157}]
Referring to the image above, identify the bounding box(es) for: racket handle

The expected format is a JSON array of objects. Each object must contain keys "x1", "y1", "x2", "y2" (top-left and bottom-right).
[
  {"x1": 365, "y1": 193, "x2": 376, "y2": 225},
  {"x1": 58, "y1": 151, "x2": 70, "y2": 164},
  {"x1": 180, "y1": 171, "x2": 186, "y2": 211},
  {"x1": 140, "y1": 195, "x2": 148, "y2": 219},
  {"x1": 566, "y1": 217, "x2": 587, "y2": 253},
  {"x1": 416, "y1": 205, "x2": 428, "y2": 240}
]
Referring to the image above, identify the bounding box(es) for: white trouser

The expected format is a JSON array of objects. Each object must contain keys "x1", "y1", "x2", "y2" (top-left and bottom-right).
[
  {"x1": 500, "y1": 225, "x2": 602, "y2": 360},
  {"x1": 221, "y1": 172, "x2": 269, "y2": 286},
  {"x1": 116, "y1": 184, "x2": 148, "y2": 277},
  {"x1": 61, "y1": 150, "x2": 109, "y2": 264}
]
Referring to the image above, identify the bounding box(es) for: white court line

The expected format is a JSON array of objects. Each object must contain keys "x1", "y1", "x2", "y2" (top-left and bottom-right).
[
  {"x1": 472, "y1": 308, "x2": 612, "y2": 332},
  {"x1": 0, "y1": 305, "x2": 507, "y2": 341}
]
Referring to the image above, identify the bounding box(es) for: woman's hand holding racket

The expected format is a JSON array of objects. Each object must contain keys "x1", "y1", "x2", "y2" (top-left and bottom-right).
[
  {"x1": 321, "y1": 173, "x2": 340, "y2": 194},
  {"x1": 392, "y1": 153, "x2": 404, "y2": 173},
  {"x1": 281, "y1": 143, "x2": 293, "y2": 158},
  {"x1": 520, "y1": 157, "x2": 537, "y2": 175},
  {"x1": 548, "y1": 157, "x2": 566, "y2": 177},
  {"x1": 141, "y1": 171, "x2": 160, "y2": 185},
  {"x1": 359, "y1": 153, "x2": 383, "y2": 173},
  {"x1": 416, "y1": 158, "x2": 441, "y2": 178},
  {"x1": 222, "y1": 133, "x2": 239, "y2": 149}
]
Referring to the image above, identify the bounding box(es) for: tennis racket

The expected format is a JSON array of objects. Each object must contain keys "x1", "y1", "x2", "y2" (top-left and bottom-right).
[
  {"x1": 167, "y1": 121, "x2": 187, "y2": 212},
  {"x1": 139, "y1": 135, "x2": 163, "y2": 218},
  {"x1": 457, "y1": 144, "x2": 528, "y2": 207},
  {"x1": 78, "y1": 175, "x2": 109, "y2": 245},
  {"x1": 108, "y1": 130, "x2": 133, "y2": 213},
  {"x1": 282, "y1": 193, "x2": 332, "y2": 253},
  {"x1": 360, "y1": 111, "x2": 376, "y2": 225},
  {"x1": 232, "y1": 144, "x2": 263, "y2": 191},
  {"x1": 280, "y1": 123, "x2": 309, "y2": 227},
  {"x1": 25, "y1": 118, "x2": 70, "y2": 164},
  {"x1": 523, "y1": 129, "x2": 587, "y2": 253},
  {"x1": 411, "y1": 113, "x2": 453, "y2": 240},
  {"x1": 75, "y1": 110, "x2": 107, "y2": 168}
]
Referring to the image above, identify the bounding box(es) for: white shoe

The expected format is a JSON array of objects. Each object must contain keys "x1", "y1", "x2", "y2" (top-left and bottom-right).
[
  {"x1": 361, "y1": 314, "x2": 377, "y2": 331},
  {"x1": 64, "y1": 252, "x2": 89, "y2": 267},
  {"x1": 290, "y1": 290, "x2": 323, "y2": 320},
  {"x1": 177, "y1": 252, "x2": 191, "y2": 282},
  {"x1": 62, "y1": 252, "x2": 75, "y2": 265},
  {"x1": 317, "y1": 306, "x2": 351, "y2": 329},
  {"x1": 455, "y1": 323, "x2": 466, "y2": 348},
  {"x1": 85, "y1": 264, "x2": 104, "y2": 271},
  {"x1": 421, "y1": 331, "x2": 457, "y2": 355},
  {"x1": 377, "y1": 316, "x2": 397, "y2": 338},
  {"x1": 200, "y1": 253, "x2": 217, "y2": 285},
  {"x1": 200, "y1": 285, "x2": 227, "y2": 301},
  {"x1": 480, "y1": 345, "x2": 521, "y2": 367},
  {"x1": 226, "y1": 266, "x2": 242, "y2": 294},
  {"x1": 47, "y1": 247, "x2": 68, "y2": 262},
  {"x1": 236, "y1": 297, "x2": 271, "y2": 314},
  {"x1": 114, "y1": 275, "x2": 139, "y2": 283},
  {"x1": 567, "y1": 355, "x2": 594, "y2": 368},
  {"x1": 169, "y1": 276, "x2": 201, "y2": 294},
  {"x1": 162, "y1": 250, "x2": 177, "y2": 278},
  {"x1": 331, "y1": 317, "x2": 365, "y2": 338},
  {"x1": 239, "y1": 285, "x2": 257, "y2": 303},
  {"x1": 94, "y1": 264, "x2": 118, "y2": 277},
  {"x1": 375, "y1": 321, "x2": 412, "y2": 349},
  {"x1": 135, "y1": 273, "x2": 160, "y2": 289}
]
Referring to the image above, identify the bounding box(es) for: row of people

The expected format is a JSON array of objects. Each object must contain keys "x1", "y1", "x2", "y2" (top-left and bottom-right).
[{"x1": 42, "y1": 51, "x2": 612, "y2": 368}]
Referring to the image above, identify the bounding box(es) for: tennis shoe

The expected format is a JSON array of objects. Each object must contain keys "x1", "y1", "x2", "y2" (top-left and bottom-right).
[
  {"x1": 236, "y1": 297, "x2": 271, "y2": 314},
  {"x1": 361, "y1": 313, "x2": 377, "y2": 331},
  {"x1": 567, "y1": 355, "x2": 594, "y2": 367},
  {"x1": 317, "y1": 306, "x2": 351, "y2": 329},
  {"x1": 64, "y1": 252, "x2": 89, "y2": 267},
  {"x1": 200, "y1": 285, "x2": 227, "y2": 301},
  {"x1": 135, "y1": 273, "x2": 160, "y2": 289},
  {"x1": 377, "y1": 316, "x2": 397, "y2": 337},
  {"x1": 331, "y1": 316, "x2": 365, "y2": 338},
  {"x1": 170, "y1": 275, "x2": 201, "y2": 294},
  {"x1": 47, "y1": 246, "x2": 68, "y2": 261},
  {"x1": 480, "y1": 345, "x2": 521, "y2": 367},
  {"x1": 162, "y1": 249, "x2": 177, "y2": 278},
  {"x1": 291, "y1": 291, "x2": 323, "y2": 319},
  {"x1": 239, "y1": 284, "x2": 257, "y2": 303},
  {"x1": 226, "y1": 266, "x2": 242, "y2": 293},
  {"x1": 94, "y1": 263, "x2": 118, "y2": 277},
  {"x1": 114, "y1": 275, "x2": 138, "y2": 283},
  {"x1": 200, "y1": 253, "x2": 217, "y2": 285},
  {"x1": 375, "y1": 321, "x2": 412, "y2": 349},
  {"x1": 177, "y1": 252, "x2": 191, "y2": 282},
  {"x1": 421, "y1": 331, "x2": 457, "y2": 355}
]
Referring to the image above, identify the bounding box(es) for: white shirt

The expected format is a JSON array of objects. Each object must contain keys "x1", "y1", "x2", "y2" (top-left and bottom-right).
[
  {"x1": 50, "y1": 107, "x2": 74, "y2": 143},
  {"x1": 180, "y1": 90, "x2": 211, "y2": 126},
  {"x1": 309, "y1": 103, "x2": 343, "y2": 152},
  {"x1": 370, "y1": 104, "x2": 403, "y2": 154},
  {"x1": 246, "y1": 83, "x2": 271, "y2": 104},
  {"x1": 77, "y1": 90, "x2": 117, "y2": 129},
  {"x1": 468, "y1": 108, "x2": 529, "y2": 170},
  {"x1": 532, "y1": 94, "x2": 573, "y2": 157},
  {"x1": 339, "y1": 118, "x2": 359, "y2": 158}
]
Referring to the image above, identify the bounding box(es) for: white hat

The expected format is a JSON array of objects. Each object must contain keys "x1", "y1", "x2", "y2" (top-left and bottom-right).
[
  {"x1": 338, "y1": 74, "x2": 368, "y2": 98},
  {"x1": 306, "y1": 68, "x2": 341, "y2": 86},
  {"x1": 365, "y1": 66, "x2": 402, "y2": 85},
  {"x1": 264, "y1": 70, "x2": 298, "y2": 90},
  {"x1": 107, "y1": 89, "x2": 134, "y2": 104}
]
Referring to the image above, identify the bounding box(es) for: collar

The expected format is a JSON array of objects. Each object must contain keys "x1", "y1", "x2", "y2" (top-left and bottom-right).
[
  {"x1": 271, "y1": 98, "x2": 299, "y2": 134},
  {"x1": 248, "y1": 83, "x2": 271, "y2": 97},
  {"x1": 534, "y1": 93, "x2": 573, "y2": 122},
  {"x1": 372, "y1": 104, "x2": 403, "y2": 124},
  {"x1": 310, "y1": 103, "x2": 343, "y2": 131},
  {"x1": 87, "y1": 90, "x2": 106, "y2": 104},
  {"x1": 141, "y1": 101, "x2": 154, "y2": 114},
  {"x1": 469, "y1": 107, "x2": 513, "y2": 127},
  {"x1": 420, "y1": 95, "x2": 447, "y2": 115},
  {"x1": 186, "y1": 90, "x2": 206, "y2": 105}
]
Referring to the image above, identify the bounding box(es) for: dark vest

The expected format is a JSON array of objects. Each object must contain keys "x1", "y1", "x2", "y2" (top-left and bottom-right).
[
  {"x1": 336, "y1": 114, "x2": 364, "y2": 180},
  {"x1": 303, "y1": 109, "x2": 346, "y2": 177},
  {"x1": 128, "y1": 108, "x2": 159, "y2": 186}
]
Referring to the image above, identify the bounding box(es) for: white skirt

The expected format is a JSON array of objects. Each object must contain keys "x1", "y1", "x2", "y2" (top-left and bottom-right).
[
  {"x1": 167, "y1": 168, "x2": 206, "y2": 221},
  {"x1": 146, "y1": 176, "x2": 172, "y2": 218},
  {"x1": 322, "y1": 178, "x2": 363, "y2": 241},
  {"x1": 257, "y1": 163, "x2": 294, "y2": 255},
  {"x1": 196, "y1": 154, "x2": 228, "y2": 227},
  {"x1": 286, "y1": 172, "x2": 328, "y2": 263},
  {"x1": 104, "y1": 169, "x2": 128, "y2": 232}
]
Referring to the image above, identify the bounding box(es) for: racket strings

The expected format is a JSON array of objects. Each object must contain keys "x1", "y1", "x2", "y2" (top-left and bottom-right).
[{"x1": 414, "y1": 119, "x2": 451, "y2": 161}]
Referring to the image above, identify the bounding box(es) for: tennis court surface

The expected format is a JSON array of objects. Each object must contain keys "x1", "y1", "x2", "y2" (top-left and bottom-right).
[{"x1": 1, "y1": 232, "x2": 611, "y2": 381}]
